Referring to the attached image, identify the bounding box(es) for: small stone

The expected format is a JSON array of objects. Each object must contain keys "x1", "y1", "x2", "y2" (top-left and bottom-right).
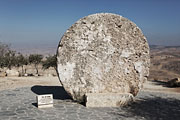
[
  {"x1": 168, "y1": 78, "x2": 180, "y2": 87},
  {"x1": 24, "y1": 73, "x2": 28, "y2": 77}
]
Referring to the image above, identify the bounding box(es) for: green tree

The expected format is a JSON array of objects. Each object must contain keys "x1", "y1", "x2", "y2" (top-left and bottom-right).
[
  {"x1": 0, "y1": 42, "x2": 10, "y2": 68},
  {"x1": 3, "y1": 50, "x2": 16, "y2": 69},
  {"x1": 29, "y1": 54, "x2": 43, "y2": 75},
  {"x1": 0, "y1": 56, "x2": 6, "y2": 68},
  {"x1": 16, "y1": 53, "x2": 28, "y2": 75},
  {"x1": 42, "y1": 55, "x2": 57, "y2": 70},
  {"x1": 0, "y1": 42, "x2": 10, "y2": 57}
]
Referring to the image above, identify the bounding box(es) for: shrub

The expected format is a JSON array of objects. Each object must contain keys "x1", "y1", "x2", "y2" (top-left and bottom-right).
[{"x1": 42, "y1": 55, "x2": 57, "y2": 70}]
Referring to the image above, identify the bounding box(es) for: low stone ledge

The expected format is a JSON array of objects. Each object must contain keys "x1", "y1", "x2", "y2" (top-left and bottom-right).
[{"x1": 85, "y1": 93, "x2": 134, "y2": 107}]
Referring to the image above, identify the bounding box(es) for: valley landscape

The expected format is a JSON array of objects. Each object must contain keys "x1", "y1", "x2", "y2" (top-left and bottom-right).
[
  {"x1": 0, "y1": 45, "x2": 180, "y2": 120},
  {"x1": 149, "y1": 45, "x2": 180, "y2": 81}
]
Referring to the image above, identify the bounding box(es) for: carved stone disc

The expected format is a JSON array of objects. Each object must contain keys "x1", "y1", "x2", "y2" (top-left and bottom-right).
[{"x1": 57, "y1": 13, "x2": 150, "y2": 102}]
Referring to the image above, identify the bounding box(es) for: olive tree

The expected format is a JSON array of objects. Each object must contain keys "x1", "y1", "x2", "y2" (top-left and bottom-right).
[
  {"x1": 3, "y1": 50, "x2": 16, "y2": 69},
  {"x1": 42, "y1": 55, "x2": 57, "y2": 70},
  {"x1": 16, "y1": 53, "x2": 28, "y2": 75},
  {"x1": 0, "y1": 42, "x2": 10, "y2": 56},
  {"x1": 0, "y1": 42, "x2": 10, "y2": 68},
  {"x1": 29, "y1": 54, "x2": 43, "y2": 75}
]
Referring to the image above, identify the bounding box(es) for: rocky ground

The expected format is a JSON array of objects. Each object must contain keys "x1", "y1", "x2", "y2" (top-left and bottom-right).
[{"x1": 0, "y1": 76, "x2": 180, "y2": 120}]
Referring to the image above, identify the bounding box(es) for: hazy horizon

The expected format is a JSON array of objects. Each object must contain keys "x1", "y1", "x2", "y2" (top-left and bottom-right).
[{"x1": 0, "y1": 0, "x2": 180, "y2": 48}]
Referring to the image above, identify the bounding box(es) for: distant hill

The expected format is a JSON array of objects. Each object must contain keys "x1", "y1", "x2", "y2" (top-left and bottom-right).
[
  {"x1": 12, "y1": 46, "x2": 57, "y2": 56},
  {"x1": 150, "y1": 45, "x2": 180, "y2": 50},
  {"x1": 149, "y1": 45, "x2": 180, "y2": 81}
]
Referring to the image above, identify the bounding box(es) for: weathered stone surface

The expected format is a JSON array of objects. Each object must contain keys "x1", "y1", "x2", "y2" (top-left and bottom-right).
[
  {"x1": 6, "y1": 69, "x2": 20, "y2": 77},
  {"x1": 85, "y1": 93, "x2": 134, "y2": 107},
  {"x1": 57, "y1": 13, "x2": 150, "y2": 102}
]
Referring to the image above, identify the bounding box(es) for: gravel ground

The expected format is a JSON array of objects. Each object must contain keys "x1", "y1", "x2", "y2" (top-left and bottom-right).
[{"x1": 0, "y1": 86, "x2": 180, "y2": 120}]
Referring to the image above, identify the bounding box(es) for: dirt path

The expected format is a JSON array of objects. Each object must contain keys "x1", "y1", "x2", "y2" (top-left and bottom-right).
[{"x1": 0, "y1": 76, "x2": 61, "y2": 91}]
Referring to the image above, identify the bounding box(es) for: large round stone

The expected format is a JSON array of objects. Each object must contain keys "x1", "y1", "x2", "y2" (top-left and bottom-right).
[{"x1": 57, "y1": 13, "x2": 150, "y2": 102}]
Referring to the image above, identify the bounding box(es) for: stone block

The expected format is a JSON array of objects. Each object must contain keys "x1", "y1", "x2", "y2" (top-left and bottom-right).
[{"x1": 85, "y1": 93, "x2": 134, "y2": 107}]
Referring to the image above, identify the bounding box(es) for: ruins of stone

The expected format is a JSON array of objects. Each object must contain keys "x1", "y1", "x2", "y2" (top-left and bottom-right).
[{"x1": 57, "y1": 13, "x2": 150, "y2": 106}]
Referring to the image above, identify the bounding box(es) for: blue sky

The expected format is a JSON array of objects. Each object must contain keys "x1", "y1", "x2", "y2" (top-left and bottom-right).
[{"x1": 0, "y1": 0, "x2": 180, "y2": 48}]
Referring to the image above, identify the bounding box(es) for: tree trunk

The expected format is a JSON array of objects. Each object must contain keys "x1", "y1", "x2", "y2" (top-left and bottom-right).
[
  {"x1": 25, "y1": 68, "x2": 27, "y2": 74},
  {"x1": 35, "y1": 64, "x2": 38, "y2": 74},
  {"x1": 21, "y1": 65, "x2": 24, "y2": 75}
]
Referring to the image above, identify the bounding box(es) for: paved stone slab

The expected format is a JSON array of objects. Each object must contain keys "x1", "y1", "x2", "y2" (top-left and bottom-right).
[{"x1": 0, "y1": 87, "x2": 180, "y2": 120}]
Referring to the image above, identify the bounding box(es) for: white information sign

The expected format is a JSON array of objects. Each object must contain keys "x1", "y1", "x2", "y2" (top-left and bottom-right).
[{"x1": 36, "y1": 94, "x2": 53, "y2": 108}]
